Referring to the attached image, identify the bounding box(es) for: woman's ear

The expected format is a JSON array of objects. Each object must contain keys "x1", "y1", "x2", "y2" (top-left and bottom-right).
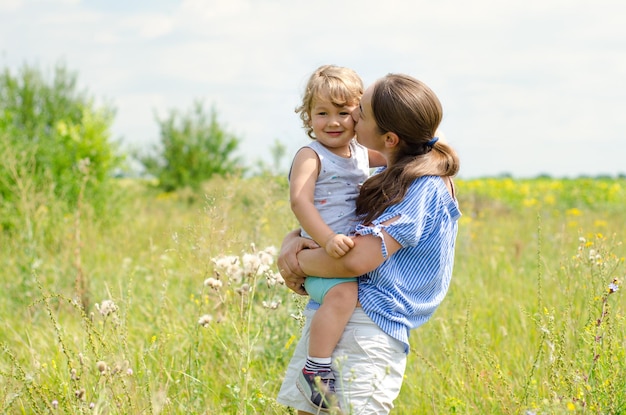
[{"x1": 384, "y1": 132, "x2": 400, "y2": 149}]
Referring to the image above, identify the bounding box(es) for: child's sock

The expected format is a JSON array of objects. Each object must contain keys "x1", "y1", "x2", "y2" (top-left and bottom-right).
[{"x1": 304, "y1": 356, "x2": 332, "y2": 373}]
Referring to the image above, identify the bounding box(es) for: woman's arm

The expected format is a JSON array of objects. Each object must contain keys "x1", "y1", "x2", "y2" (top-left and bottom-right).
[{"x1": 298, "y1": 224, "x2": 402, "y2": 278}]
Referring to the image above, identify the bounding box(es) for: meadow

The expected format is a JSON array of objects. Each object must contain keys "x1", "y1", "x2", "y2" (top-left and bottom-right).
[{"x1": 1, "y1": 175, "x2": 625, "y2": 414}]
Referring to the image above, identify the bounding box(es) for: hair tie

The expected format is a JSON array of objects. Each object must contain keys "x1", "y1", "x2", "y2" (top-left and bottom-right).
[{"x1": 426, "y1": 137, "x2": 439, "y2": 147}]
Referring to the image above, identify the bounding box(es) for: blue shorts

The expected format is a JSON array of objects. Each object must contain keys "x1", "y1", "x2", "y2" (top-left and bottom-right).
[{"x1": 304, "y1": 276, "x2": 357, "y2": 304}]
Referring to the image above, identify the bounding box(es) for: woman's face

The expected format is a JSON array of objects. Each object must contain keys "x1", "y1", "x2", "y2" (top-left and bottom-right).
[{"x1": 353, "y1": 85, "x2": 385, "y2": 152}]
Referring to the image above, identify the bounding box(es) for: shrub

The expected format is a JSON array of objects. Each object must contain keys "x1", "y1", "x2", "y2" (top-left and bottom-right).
[
  {"x1": 138, "y1": 101, "x2": 244, "y2": 191},
  {"x1": 0, "y1": 63, "x2": 124, "y2": 231}
]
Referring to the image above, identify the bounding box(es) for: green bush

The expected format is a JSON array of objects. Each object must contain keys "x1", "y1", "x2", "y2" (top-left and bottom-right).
[
  {"x1": 138, "y1": 101, "x2": 244, "y2": 191},
  {"x1": 0, "y1": 63, "x2": 124, "y2": 231}
]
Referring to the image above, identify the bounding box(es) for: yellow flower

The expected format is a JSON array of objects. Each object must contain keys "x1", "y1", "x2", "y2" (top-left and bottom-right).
[
  {"x1": 566, "y1": 208, "x2": 582, "y2": 216},
  {"x1": 543, "y1": 194, "x2": 556, "y2": 205},
  {"x1": 523, "y1": 198, "x2": 538, "y2": 207},
  {"x1": 284, "y1": 334, "x2": 296, "y2": 350},
  {"x1": 593, "y1": 219, "x2": 607, "y2": 228}
]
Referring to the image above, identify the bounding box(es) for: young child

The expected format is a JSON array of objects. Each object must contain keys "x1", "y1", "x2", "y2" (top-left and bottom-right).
[{"x1": 289, "y1": 64, "x2": 385, "y2": 410}]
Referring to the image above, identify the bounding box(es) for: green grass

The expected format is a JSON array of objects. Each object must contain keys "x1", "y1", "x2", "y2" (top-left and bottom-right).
[{"x1": 1, "y1": 176, "x2": 625, "y2": 414}]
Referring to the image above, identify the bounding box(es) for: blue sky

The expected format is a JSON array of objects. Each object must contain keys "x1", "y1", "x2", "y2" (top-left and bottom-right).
[{"x1": 1, "y1": 0, "x2": 624, "y2": 178}]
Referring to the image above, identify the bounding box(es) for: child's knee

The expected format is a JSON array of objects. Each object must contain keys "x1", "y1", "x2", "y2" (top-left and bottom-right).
[{"x1": 326, "y1": 281, "x2": 358, "y2": 305}]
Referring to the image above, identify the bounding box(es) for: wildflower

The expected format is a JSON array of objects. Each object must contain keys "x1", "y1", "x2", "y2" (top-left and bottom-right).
[
  {"x1": 262, "y1": 300, "x2": 281, "y2": 309},
  {"x1": 213, "y1": 255, "x2": 240, "y2": 270},
  {"x1": 608, "y1": 281, "x2": 619, "y2": 294},
  {"x1": 127, "y1": 368, "x2": 134, "y2": 376},
  {"x1": 96, "y1": 361, "x2": 107, "y2": 374},
  {"x1": 578, "y1": 237, "x2": 586, "y2": 243},
  {"x1": 274, "y1": 272, "x2": 285, "y2": 285},
  {"x1": 242, "y1": 253, "x2": 262, "y2": 276},
  {"x1": 266, "y1": 271, "x2": 285, "y2": 287},
  {"x1": 95, "y1": 300, "x2": 118, "y2": 316},
  {"x1": 122, "y1": 257, "x2": 132, "y2": 270},
  {"x1": 284, "y1": 334, "x2": 296, "y2": 349},
  {"x1": 204, "y1": 277, "x2": 223, "y2": 290},
  {"x1": 70, "y1": 368, "x2": 79, "y2": 380},
  {"x1": 258, "y1": 247, "x2": 276, "y2": 266},
  {"x1": 89, "y1": 402, "x2": 95, "y2": 409},
  {"x1": 198, "y1": 314, "x2": 213, "y2": 327},
  {"x1": 75, "y1": 388, "x2": 86, "y2": 400},
  {"x1": 52, "y1": 400, "x2": 59, "y2": 409},
  {"x1": 236, "y1": 283, "x2": 250, "y2": 295}
]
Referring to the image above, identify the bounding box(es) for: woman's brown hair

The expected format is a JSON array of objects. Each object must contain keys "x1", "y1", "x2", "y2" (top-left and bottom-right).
[{"x1": 356, "y1": 74, "x2": 460, "y2": 224}]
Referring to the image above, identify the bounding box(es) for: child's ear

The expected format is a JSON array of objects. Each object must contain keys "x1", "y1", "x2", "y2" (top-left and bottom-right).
[{"x1": 384, "y1": 132, "x2": 400, "y2": 148}]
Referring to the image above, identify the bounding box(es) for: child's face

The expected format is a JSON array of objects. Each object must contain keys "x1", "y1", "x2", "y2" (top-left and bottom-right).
[{"x1": 309, "y1": 97, "x2": 357, "y2": 152}]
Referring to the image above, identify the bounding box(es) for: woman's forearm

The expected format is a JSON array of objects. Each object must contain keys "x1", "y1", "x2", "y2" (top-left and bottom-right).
[
  {"x1": 298, "y1": 232, "x2": 398, "y2": 278},
  {"x1": 298, "y1": 247, "x2": 357, "y2": 278}
]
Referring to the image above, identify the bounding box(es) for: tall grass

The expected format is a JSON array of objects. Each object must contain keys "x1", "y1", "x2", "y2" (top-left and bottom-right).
[{"x1": 1, "y1": 176, "x2": 624, "y2": 414}]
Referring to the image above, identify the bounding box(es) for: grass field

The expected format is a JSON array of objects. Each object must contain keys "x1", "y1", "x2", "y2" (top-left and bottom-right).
[{"x1": 1, "y1": 176, "x2": 625, "y2": 414}]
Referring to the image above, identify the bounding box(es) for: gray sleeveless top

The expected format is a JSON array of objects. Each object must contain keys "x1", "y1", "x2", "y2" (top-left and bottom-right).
[{"x1": 300, "y1": 139, "x2": 370, "y2": 239}]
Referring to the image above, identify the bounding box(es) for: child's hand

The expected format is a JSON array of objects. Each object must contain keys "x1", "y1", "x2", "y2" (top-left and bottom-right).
[{"x1": 324, "y1": 233, "x2": 355, "y2": 258}]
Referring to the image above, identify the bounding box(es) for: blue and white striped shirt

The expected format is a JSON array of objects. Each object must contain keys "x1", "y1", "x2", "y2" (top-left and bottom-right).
[{"x1": 356, "y1": 175, "x2": 461, "y2": 354}]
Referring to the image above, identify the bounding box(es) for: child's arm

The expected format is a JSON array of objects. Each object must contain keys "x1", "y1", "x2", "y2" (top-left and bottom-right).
[
  {"x1": 290, "y1": 148, "x2": 354, "y2": 258},
  {"x1": 367, "y1": 149, "x2": 387, "y2": 168}
]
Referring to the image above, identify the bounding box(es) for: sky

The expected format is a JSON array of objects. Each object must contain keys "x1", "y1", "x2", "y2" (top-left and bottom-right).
[{"x1": 1, "y1": 0, "x2": 625, "y2": 178}]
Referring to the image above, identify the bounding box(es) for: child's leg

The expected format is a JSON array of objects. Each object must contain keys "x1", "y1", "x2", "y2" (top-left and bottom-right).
[
  {"x1": 298, "y1": 280, "x2": 358, "y2": 408},
  {"x1": 308, "y1": 280, "x2": 358, "y2": 358}
]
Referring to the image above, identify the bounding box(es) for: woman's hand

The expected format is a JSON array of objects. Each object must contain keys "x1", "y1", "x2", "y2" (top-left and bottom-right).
[{"x1": 277, "y1": 230, "x2": 319, "y2": 295}]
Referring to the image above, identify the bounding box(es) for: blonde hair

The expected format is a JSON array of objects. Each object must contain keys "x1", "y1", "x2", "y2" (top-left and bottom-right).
[
  {"x1": 295, "y1": 65, "x2": 363, "y2": 139},
  {"x1": 356, "y1": 74, "x2": 460, "y2": 224}
]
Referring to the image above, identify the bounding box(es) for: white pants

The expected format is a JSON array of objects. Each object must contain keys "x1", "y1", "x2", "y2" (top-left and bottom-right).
[{"x1": 277, "y1": 307, "x2": 407, "y2": 414}]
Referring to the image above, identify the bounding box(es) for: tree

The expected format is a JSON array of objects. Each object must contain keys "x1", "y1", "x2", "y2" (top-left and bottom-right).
[
  {"x1": 0, "y1": 63, "x2": 123, "y2": 230},
  {"x1": 139, "y1": 101, "x2": 243, "y2": 191}
]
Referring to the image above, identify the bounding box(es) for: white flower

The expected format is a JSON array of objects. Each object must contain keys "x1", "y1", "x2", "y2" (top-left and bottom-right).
[
  {"x1": 213, "y1": 255, "x2": 239, "y2": 269},
  {"x1": 212, "y1": 255, "x2": 243, "y2": 280},
  {"x1": 198, "y1": 314, "x2": 213, "y2": 327},
  {"x1": 265, "y1": 271, "x2": 285, "y2": 287},
  {"x1": 275, "y1": 272, "x2": 285, "y2": 285},
  {"x1": 262, "y1": 300, "x2": 281, "y2": 309},
  {"x1": 263, "y1": 246, "x2": 277, "y2": 257},
  {"x1": 242, "y1": 253, "x2": 262, "y2": 276},
  {"x1": 95, "y1": 300, "x2": 118, "y2": 316},
  {"x1": 203, "y1": 277, "x2": 223, "y2": 289},
  {"x1": 258, "y1": 249, "x2": 275, "y2": 266},
  {"x1": 236, "y1": 284, "x2": 250, "y2": 295}
]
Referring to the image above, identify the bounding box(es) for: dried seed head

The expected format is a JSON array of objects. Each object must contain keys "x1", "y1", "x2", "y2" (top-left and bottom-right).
[{"x1": 96, "y1": 361, "x2": 107, "y2": 373}]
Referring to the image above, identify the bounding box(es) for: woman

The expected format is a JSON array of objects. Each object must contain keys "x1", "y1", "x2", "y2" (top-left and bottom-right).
[{"x1": 277, "y1": 73, "x2": 461, "y2": 414}]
